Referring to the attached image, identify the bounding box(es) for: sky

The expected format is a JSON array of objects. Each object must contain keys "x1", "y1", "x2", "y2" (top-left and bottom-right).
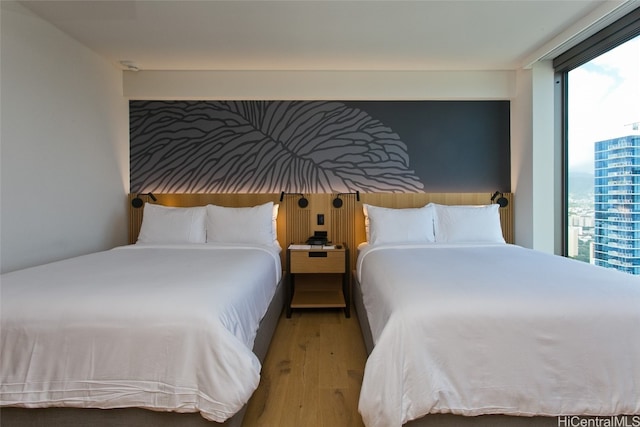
[{"x1": 568, "y1": 34, "x2": 640, "y2": 174}]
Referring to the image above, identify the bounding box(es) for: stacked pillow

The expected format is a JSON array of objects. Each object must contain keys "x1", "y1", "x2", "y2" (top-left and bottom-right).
[
  {"x1": 137, "y1": 203, "x2": 207, "y2": 244},
  {"x1": 431, "y1": 203, "x2": 505, "y2": 244},
  {"x1": 362, "y1": 204, "x2": 435, "y2": 245},
  {"x1": 137, "y1": 202, "x2": 279, "y2": 246},
  {"x1": 363, "y1": 202, "x2": 505, "y2": 245}
]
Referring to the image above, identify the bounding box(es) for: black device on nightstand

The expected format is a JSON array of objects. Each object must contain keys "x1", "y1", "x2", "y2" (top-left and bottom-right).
[{"x1": 305, "y1": 231, "x2": 328, "y2": 246}]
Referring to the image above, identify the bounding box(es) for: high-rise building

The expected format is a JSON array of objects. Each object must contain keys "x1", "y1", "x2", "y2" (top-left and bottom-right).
[
  {"x1": 593, "y1": 134, "x2": 640, "y2": 275},
  {"x1": 568, "y1": 226, "x2": 580, "y2": 258}
]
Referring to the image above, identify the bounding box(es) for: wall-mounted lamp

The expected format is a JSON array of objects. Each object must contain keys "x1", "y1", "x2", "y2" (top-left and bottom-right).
[
  {"x1": 491, "y1": 191, "x2": 509, "y2": 208},
  {"x1": 279, "y1": 191, "x2": 309, "y2": 208},
  {"x1": 332, "y1": 191, "x2": 360, "y2": 208},
  {"x1": 131, "y1": 192, "x2": 157, "y2": 208}
]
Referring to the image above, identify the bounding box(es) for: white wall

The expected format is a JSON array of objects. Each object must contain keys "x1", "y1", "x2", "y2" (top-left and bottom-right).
[
  {"x1": 511, "y1": 68, "x2": 534, "y2": 248},
  {"x1": 509, "y1": 63, "x2": 558, "y2": 253},
  {"x1": 123, "y1": 70, "x2": 515, "y2": 100},
  {"x1": 0, "y1": 2, "x2": 130, "y2": 273},
  {"x1": 530, "y1": 61, "x2": 557, "y2": 253}
]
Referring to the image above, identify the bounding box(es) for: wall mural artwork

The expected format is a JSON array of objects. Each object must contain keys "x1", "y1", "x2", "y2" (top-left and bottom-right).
[
  {"x1": 130, "y1": 101, "x2": 424, "y2": 193},
  {"x1": 130, "y1": 100, "x2": 510, "y2": 194}
]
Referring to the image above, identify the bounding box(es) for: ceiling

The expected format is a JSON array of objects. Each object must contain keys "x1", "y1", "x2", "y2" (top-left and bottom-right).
[{"x1": 18, "y1": 0, "x2": 639, "y2": 72}]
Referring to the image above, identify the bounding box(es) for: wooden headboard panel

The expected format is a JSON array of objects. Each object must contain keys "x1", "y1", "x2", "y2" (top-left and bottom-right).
[{"x1": 129, "y1": 192, "x2": 513, "y2": 271}]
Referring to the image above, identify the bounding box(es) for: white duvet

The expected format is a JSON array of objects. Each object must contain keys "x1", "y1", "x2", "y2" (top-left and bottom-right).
[
  {"x1": 356, "y1": 243, "x2": 640, "y2": 427},
  {"x1": 0, "y1": 243, "x2": 281, "y2": 422}
]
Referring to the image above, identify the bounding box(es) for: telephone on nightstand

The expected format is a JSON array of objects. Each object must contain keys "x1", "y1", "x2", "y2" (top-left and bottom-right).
[{"x1": 306, "y1": 231, "x2": 328, "y2": 246}]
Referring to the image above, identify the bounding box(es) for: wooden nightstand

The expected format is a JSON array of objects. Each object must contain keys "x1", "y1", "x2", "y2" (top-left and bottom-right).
[{"x1": 286, "y1": 244, "x2": 350, "y2": 318}]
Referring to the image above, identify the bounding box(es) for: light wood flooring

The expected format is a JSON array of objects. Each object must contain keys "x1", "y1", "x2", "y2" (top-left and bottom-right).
[{"x1": 243, "y1": 308, "x2": 368, "y2": 427}]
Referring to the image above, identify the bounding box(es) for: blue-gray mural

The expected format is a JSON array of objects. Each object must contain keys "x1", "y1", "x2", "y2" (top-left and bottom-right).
[
  {"x1": 130, "y1": 101, "x2": 424, "y2": 193},
  {"x1": 130, "y1": 100, "x2": 510, "y2": 194}
]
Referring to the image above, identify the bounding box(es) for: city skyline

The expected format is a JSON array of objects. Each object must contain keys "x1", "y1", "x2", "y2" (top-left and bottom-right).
[{"x1": 566, "y1": 34, "x2": 639, "y2": 274}]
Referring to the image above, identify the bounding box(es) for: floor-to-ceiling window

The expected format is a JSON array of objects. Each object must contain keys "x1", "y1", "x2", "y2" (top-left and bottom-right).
[{"x1": 555, "y1": 8, "x2": 640, "y2": 275}]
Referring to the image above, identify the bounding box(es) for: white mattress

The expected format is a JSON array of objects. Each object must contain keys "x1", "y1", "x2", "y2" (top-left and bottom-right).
[
  {"x1": 0, "y1": 243, "x2": 281, "y2": 422},
  {"x1": 356, "y1": 243, "x2": 640, "y2": 427}
]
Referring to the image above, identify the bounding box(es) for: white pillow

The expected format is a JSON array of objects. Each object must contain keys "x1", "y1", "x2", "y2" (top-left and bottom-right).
[
  {"x1": 363, "y1": 203, "x2": 435, "y2": 244},
  {"x1": 206, "y1": 202, "x2": 279, "y2": 246},
  {"x1": 433, "y1": 203, "x2": 505, "y2": 243},
  {"x1": 137, "y1": 203, "x2": 207, "y2": 244}
]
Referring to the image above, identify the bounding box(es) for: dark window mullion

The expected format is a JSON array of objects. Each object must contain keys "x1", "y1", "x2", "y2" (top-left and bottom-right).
[{"x1": 553, "y1": 7, "x2": 640, "y2": 72}]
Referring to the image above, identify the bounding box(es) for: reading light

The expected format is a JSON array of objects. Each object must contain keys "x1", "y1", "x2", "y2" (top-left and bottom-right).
[
  {"x1": 131, "y1": 192, "x2": 157, "y2": 208},
  {"x1": 332, "y1": 191, "x2": 360, "y2": 208},
  {"x1": 279, "y1": 191, "x2": 309, "y2": 208},
  {"x1": 491, "y1": 191, "x2": 509, "y2": 208}
]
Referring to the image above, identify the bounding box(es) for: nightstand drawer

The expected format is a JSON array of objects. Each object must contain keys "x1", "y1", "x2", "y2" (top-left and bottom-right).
[{"x1": 290, "y1": 250, "x2": 345, "y2": 273}]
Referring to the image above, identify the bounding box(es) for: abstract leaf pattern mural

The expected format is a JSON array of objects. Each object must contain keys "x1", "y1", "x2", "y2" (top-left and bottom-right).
[{"x1": 130, "y1": 101, "x2": 424, "y2": 193}]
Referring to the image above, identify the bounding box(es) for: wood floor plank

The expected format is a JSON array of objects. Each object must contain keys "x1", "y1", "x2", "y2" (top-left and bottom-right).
[
  {"x1": 318, "y1": 322, "x2": 342, "y2": 387},
  {"x1": 243, "y1": 308, "x2": 367, "y2": 427}
]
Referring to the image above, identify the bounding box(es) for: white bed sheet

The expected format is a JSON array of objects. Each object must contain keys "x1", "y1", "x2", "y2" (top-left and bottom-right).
[
  {"x1": 1, "y1": 243, "x2": 281, "y2": 422},
  {"x1": 356, "y1": 243, "x2": 640, "y2": 427}
]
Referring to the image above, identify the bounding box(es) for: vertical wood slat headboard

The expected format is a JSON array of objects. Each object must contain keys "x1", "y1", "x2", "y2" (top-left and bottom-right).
[{"x1": 129, "y1": 192, "x2": 513, "y2": 272}]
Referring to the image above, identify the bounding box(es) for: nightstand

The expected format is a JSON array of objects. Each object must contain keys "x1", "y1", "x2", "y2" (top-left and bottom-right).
[{"x1": 286, "y1": 244, "x2": 350, "y2": 318}]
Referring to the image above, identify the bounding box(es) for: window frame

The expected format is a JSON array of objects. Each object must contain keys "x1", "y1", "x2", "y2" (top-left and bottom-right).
[{"x1": 554, "y1": 7, "x2": 640, "y2": 257}]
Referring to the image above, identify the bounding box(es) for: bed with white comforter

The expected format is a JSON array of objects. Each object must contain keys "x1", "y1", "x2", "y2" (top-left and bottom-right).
[
  {"x1": 1, "y1": 243, "x2": 281, "y2": 423},
  {"x1": 356, "y1": 242, "x2": 640, "y2": 427}
]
